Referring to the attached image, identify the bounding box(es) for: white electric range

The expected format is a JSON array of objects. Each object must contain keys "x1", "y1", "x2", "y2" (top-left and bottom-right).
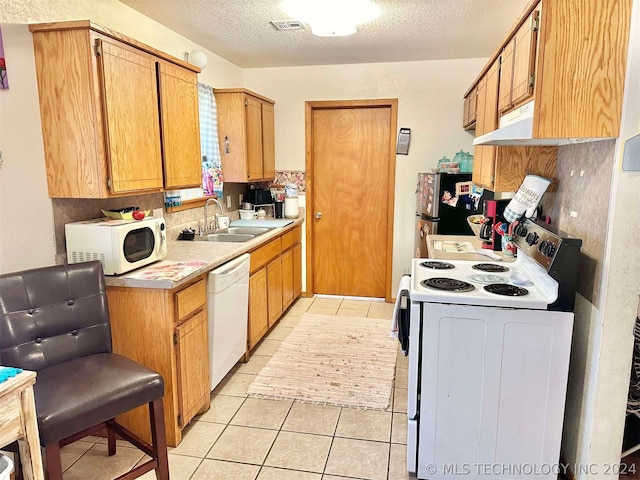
[{"x1": 401, "y1": 218, "x2": 582, "y2": 480}]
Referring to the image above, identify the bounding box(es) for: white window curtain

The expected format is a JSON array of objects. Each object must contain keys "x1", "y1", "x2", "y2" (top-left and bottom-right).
[{"x1": 198, "y1": 83, "x2": 223, "y2": 197}]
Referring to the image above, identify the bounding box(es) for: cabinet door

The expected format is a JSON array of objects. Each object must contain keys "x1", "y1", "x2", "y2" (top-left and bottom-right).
[
  {"x1": 98, "y1": 39, "x2": 164, "y2": 194},
  {"x1": 267, "y1": 256, "x2": 283, "y2": 328},
  {"x1": 462, "y1": 87, "x2": 477, "y2": 129},
  {"x1": 497, "y1": 40, "x2": 515, "y2": 113},
  {"x1": 281, "y1": 248, "x2": 294, "y2": 310},
  {"x1": 246, "y1": 95, "x2": 264, "y2": 181},
  {"x1": 159, "y1": 62, "x2": 202, "y2": 189},
  {"x1": 248, "y1": 268, "x2": 268, "y2": 350},
  {"x1": 293, "y1": 242, "x2": 302, "y2": 298},
  {"x1": 511, "y1": 10, "x2": 539, "y2": 108},
  {"x1": 473, "y1": 60, "x2": 500, "y2": 189},
  {"x1": 175, "y1": 310, "x2": 209, "y2": 428},
  {"x1": 261, "y1": 101, "x2": 276, "y2": 180}
]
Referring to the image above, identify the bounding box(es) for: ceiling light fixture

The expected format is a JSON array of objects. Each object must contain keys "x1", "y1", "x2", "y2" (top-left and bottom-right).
[
  {"x1": 282, "y1": 0, "x2": 381, "y2": 37},
  {"x1": 182, "y1": 49, "x2": 208, "y2": 70}
]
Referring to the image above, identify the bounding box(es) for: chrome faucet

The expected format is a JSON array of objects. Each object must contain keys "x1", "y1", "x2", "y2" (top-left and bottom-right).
[{"x1": 203, "y1": 198, "x2": 224, "y2": 233}]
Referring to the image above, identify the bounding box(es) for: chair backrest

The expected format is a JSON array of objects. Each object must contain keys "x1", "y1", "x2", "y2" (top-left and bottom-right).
[{"x1": 0, "y1": 261, "x2": 112, "y2": 371}]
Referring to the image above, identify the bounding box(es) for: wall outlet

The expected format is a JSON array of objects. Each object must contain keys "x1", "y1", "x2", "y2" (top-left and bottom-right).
[{"x1": 226, "y1": 195, "x2": 232, "y2": 208}]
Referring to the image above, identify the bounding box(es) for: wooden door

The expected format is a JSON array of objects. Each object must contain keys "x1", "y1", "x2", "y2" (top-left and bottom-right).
[
  {"x1": 158, "y1": 61, "x2": 202, "y2": 189},
  {"x1": 248, "y1": 269, "x2": 268, "y2": 350},
  {"x1": 307, "y1": 100, "x2": 397, "y2": 299},
  {"x1": 246, "y1": 95, "x2": 264, "y2": 181},
  {"x1": 261, "y1": 101, "x2": 276, "y2": 180},
  {"x1": 98, "y1": 39, "x2": 164, "y2": 194},
  {"x1": 175, "y1": 310, "x2": 209, "y2": 427}
]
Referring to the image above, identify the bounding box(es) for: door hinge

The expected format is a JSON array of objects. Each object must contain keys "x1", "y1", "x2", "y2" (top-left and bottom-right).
[
  {"x1": 173, "y1": 332, "x2": 179, "y2": 345},
  {"x1": 529, "y1": 73, "x2": 536, "y2": 88},
  {"x1": 177, "y1": 415, "x2": 183, "y2": 428},
  {"x1": 94, "y1": 42, "x2": 102, "y2": 56},
  {"x1": 106, "y1": 177, "x2": 112, "y2": 188},
  {"x1": 244, "y1": 98, "x2": 248, "y2": 107},
  {"x1": 532, "y1": 16, "x2": 540, "y2": 32}
]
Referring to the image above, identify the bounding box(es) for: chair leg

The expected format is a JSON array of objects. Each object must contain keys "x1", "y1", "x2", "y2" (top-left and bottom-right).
[
  {"x1": 13, "y1": 451, "x2": 23, "y2": 480},
  {"x1": 149, "y1": 398, "x2": 169, "y2": 480},
  {"x1": 107, "y1": 421, "x2": 116, "y2": 456},
  {"x1": 44, "y1": 443, "x2": 63, "y2": 480}
]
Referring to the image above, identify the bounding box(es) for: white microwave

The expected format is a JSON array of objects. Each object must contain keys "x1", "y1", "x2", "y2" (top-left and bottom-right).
[{"x1": 65, "y1": 216, "x2": 167, "y2": 275}]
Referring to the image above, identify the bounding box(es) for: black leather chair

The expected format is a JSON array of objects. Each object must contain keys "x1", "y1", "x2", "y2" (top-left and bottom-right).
[{"x1": 0, "y1": 261, "x2": 169, "y2": 480}]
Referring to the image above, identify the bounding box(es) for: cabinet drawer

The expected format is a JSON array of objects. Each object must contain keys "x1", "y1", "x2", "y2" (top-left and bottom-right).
[
  {"x1": 250, "y1": 237, "x2": 282, "y2": 273},
  {"x1": 281, "y1": 230, "x2": 294, "y2": 250},
  {"x1": 175, "y1": 279, "x2": 206, "y2": 321}
]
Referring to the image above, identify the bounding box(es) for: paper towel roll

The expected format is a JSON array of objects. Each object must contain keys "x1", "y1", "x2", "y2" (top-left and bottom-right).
[{"x1": 284, "y1": 197, "x2": 299, "y2": 218}]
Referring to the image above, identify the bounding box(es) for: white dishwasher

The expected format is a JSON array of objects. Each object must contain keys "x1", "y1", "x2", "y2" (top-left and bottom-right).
[{"x1": 208, "y1": 253, "x2": 250, "y2": 391}]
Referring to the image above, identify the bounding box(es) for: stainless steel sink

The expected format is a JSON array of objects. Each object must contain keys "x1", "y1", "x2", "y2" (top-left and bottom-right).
[
  {"x1": 226, "y1": 227, "x2": 271, "y2": 235},
  {"x1": 194, "y1": 233, "x2": 256, "y2": 243},
  {"x1": 192, "y1": 226, "x2": 273, "y2": 243}
]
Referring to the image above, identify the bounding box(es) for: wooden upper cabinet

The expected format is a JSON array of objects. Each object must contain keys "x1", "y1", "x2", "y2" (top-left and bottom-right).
[
  {"x1": 464, "y1": 0, "x2": 632, "y2": 143},
  {"x1": 462, "y1": 86, "x2": 477, "y2": 130},
  {"x1": 29, "y1": 21, "x2": 201, "y2": 198},
  {"x1": 261, "y1": 101, "x2": 276, "y2": 180},
  {"x1": 498, "y1": 9, "x2": 538, "y2": 114},
  {"x1": 98, "y1": 39, "x2": 164, "y2": 194},
  {"x1": 214, "y1": 88, "x2": 276, "y2": 183},
  {"x1": 159, "y1": 62, "x2": 202, "y2": 189},
  {"x1": 246, "y1": 95, "x2": 265, "y2": 181}
]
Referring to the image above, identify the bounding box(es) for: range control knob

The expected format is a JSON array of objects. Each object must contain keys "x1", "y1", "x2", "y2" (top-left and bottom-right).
[
  {"x1": 539, "y1": 241, "x2": 557, "y2": 257},
  {"x1": 526, "y1": 232, "x2": 539, "y2": 246},
  {"x1": 516, "y1": 225, "x2": 528, "y2": 237}
]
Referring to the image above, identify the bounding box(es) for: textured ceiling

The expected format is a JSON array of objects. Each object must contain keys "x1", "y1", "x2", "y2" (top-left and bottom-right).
[{"x1": 118, "y1": 0, "x2": 530, "y2": 68}]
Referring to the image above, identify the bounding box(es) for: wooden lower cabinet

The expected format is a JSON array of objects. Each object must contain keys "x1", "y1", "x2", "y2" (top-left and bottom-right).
[
  {"x1": 267, "y1": 256, "x2": 283, "y2": 327},
  {"x1": 281, "y1": 249, "x2": 294, "y2": 308},
  {"x1": 248, "y1": 268, "x2": 268, "y2": 350},
  {"x1": 293, "y1": 243, "x2": 302, "y2": 298},
  {"x1": 247, "y1": 225, "x2": 302, "y2": 353},
  {"x1": 106, "y1": 276, "x2": 210, "y2": 447}
]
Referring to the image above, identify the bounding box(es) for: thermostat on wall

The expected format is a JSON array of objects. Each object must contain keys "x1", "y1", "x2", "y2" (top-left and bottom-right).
[{"x1": 396, "y1": 128, "x2": 411, "y2": 155}]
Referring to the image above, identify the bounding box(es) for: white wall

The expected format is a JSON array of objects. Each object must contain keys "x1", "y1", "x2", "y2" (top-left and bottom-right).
[
  {"x1": 0, "y1": 0, "x2": 243, "y2": 273},
  {"x1": 576, "y1": 0, "x2": 640, "y2": 475},
  {"x1": 243, "y1": 59, "x2": 485, "y2": 292}
]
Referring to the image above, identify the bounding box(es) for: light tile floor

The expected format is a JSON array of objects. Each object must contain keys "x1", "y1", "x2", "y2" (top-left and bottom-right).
[{"x1": 55, "y1": 296, "x2": 411, "y2": 480}]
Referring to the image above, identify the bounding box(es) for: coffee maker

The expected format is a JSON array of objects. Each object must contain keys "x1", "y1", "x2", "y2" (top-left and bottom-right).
[{"x1": 480, "y1": 199, "x2": 510, "y2": 251}]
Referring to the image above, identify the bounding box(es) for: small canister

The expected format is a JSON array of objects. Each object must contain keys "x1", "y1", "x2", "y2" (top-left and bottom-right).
[{"x1": 284, "y1": 197, "x2": 299, "y2": 218}]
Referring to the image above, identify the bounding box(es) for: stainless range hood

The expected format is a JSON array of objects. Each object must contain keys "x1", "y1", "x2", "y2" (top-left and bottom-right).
[{"x1": 473, "y1": 100, "x2": 613, "y2": 146}]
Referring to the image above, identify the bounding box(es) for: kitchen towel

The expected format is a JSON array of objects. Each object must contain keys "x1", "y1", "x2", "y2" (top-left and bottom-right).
[{"x1": 503, "y1": 174, "x2": 551, "y2": 223}]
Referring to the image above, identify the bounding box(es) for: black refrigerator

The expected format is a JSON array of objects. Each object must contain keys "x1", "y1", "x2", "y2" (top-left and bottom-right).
[{"x1": 414, "y1": 172, "x2": 482, "y2": 257}]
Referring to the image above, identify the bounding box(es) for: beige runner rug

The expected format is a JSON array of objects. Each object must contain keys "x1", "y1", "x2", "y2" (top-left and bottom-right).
[{"x1": 247, "y1": 313, "x2": 398, "y2": 409}]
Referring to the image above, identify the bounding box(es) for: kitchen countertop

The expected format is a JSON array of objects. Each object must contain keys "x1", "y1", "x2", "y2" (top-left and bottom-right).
[
  {"x1": 105, "y1": 217, "x2": 304, "y2": 290},
  {"x1": 426, "y1": 234, "x2": 516, "y2": 262}
]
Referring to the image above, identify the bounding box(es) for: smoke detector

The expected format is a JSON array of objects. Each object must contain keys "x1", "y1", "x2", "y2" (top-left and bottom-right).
[{"x1": 270, "y1": 20, "x2": 307, "y2": 31}]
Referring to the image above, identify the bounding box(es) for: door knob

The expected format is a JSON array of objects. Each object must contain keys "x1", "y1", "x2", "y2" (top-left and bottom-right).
[{"x1": 315, "y1": 212, "x2": 322, "y2": 219}]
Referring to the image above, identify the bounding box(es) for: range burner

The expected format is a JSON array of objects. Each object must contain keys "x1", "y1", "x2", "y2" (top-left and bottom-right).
[
  {"x1": 484, "y1": 284, "x2": 529, "y2": 296},
  {"x1": 420, "y1": 261, "x2": 455, "y2": 270},
  {"x1": 421, "y1": 277, "x2": 475, "y2": 293},
  {"x1": 472, "y1": 263, "x2": 510, "y2": 273}
]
